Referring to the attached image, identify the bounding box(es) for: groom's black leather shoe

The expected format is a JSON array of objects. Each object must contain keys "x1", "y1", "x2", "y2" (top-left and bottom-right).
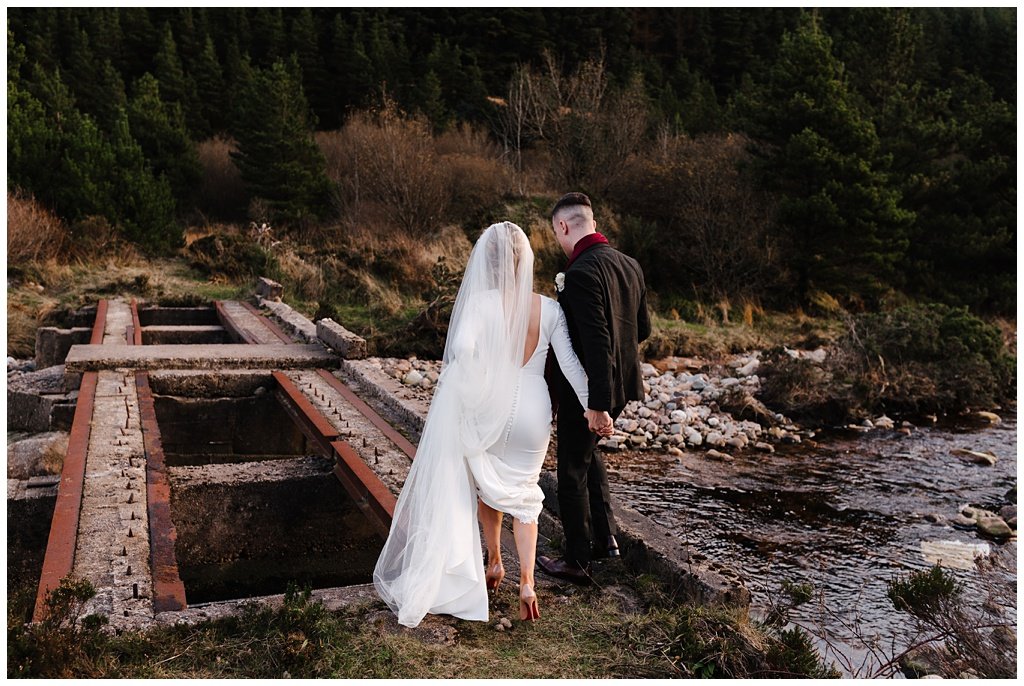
[
  {"x1": 592, "y1": 535, "x2": 621, "y2": 559},
  {"x1": 537, "y1": 556, "x2": 592, "y2": 585}
]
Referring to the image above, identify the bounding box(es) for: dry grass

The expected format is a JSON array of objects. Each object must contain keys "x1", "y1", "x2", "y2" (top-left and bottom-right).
[
  {"x1": 7, "y1": 190, "x2": 68, "y2": 263},
  {"x1": 5, "y1": 257, "x2": 245, "y2": 358}
]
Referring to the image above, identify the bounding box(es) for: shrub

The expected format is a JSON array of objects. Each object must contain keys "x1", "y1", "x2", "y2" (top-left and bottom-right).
[
  {"x1": 840, "y1": 304, "x2": 1016, "y2": 412},
  {"x1": 185, "y1": 231, "x2": 278, "y2": 281},
  {"x1": 7, "y1": 190, "x2": 67, "y2": 264},
  {"x1": 437, "y1": 123, "x2": 509, "y2": 228},
  {"x1": 887, "y1": 566, "x2": 962, "y2": 617},
  {"x1": 608, "y1": 132, "x2": 778, "y2": 302},
  {"x1": 758, "y1": 303, "x2": 1016, "y2": 422},
  {"x1": 7, "y1": 576, "x2": 108, "y2": 678},
  {"x1": 196, "y1": 137, "x2": 248, "y2": 220},
  {"x1": 319, "y1": 100, "x2": 450, "y2": 237}
]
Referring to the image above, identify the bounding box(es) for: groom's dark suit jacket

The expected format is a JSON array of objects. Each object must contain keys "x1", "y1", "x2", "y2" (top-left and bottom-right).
[{"x1": 557, "y1": 243, "x2": 651, "y2": 413}]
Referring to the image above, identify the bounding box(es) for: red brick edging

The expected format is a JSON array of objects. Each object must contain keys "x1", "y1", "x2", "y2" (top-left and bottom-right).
[
  {"x1": 33, "y1": 372, "x2": 99, "y2": 622},
  {"x1": 136, "y1": 372, "x2": 187, "y2": 612}
]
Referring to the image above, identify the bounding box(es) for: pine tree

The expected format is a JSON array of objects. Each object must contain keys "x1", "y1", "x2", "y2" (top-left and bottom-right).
[
  {"x1": 230, "y1": 57, "x2": 334, "y2": 225},
  {"x1": 153, "y1": 22, "x2": 206, "y2": 135},
  {"x1": 9, "y1": 56, "x2": 176, "y2": 252},
  {"x1": 735, "y1": 12, "x2": 914, "y2": 305},
  {"x1": 193, "y1": 35, "x2": 227, "y2": 134},
  {"x1": 106, "y1": 108, "x2": 179, "y2": 249},
  {"x1": 328, "y1": 13, "x2": 376, "y2": 118},
  {"x1": 128, "y1": 73, "x2": 202, "y2": 210},
  {"x1": 288, "y1": 8, "x2": 334, "y2": 129}
]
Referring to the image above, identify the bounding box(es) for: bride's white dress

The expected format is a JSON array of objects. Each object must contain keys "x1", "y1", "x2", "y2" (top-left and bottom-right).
[
  {"x1": 467, "y1": 295, "x2": 589, "y2": 525},
  {"x1": 373, "y1": 294, "x2": 588, "y2": 627}
]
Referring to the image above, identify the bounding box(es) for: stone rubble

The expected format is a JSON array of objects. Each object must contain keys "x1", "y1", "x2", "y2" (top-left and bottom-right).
[
  {"x1": 363, "y1": 351, "x2": 931, "y2": 458},
  {"x1": 365, "y1": 353, "x2": 807, "y2": 456}
]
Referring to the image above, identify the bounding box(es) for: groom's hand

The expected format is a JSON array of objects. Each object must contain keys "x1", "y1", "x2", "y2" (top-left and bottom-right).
[{"x1": 585, "y1": 409, "x2": 613, "y2": 436}]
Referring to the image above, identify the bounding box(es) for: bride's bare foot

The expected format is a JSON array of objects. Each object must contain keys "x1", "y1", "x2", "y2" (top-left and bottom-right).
[
  {"x1": 486, "y1": 555, "x2": 505, "y2": 592},
  {"x1": 519, "y1": 583, "x2": 540, "y2": 621}
]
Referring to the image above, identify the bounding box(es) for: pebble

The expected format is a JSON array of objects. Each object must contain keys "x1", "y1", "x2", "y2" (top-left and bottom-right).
[
  {"x1": 874, "y1": 415, "x2": 895, "y2": 430},
  {"x1": 705, "y1": 431, "x2": 726, "y2": 447},
  {"x1": 951, "y1": 448, "x2": 997, "y2": 466},
  {"x1": 975, "y1": 411, "x2": 1002, "y2": 425},
  {"x1": 705, "y1": 449, "x2": 733, "y2": 461},
  {"x1": 403, "y1": 370, "x2": 424, "y2": 386},
  {"x1": 753, "y1": 442, "x2": 775, "y2": 453}
]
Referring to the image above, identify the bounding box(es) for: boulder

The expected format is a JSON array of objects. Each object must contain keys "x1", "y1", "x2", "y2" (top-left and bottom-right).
[
  {"x1": 8, "y1": 431, "x2": 68, "y2": 479},
  {"x1": 726, "y1": 435, "x2": 748, "y2": 450},
  {"x1": 976, "y1": 515, "x2": 1012, "y2": 539},
  {"x1": 736, "y1": 359, "x2": 759, "y2": 377}
]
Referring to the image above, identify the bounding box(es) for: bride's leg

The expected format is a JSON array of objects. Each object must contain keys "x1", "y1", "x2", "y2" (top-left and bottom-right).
[
  {"x1": 478, "y1": 499, "x2": 504, "y2": 590},
  {"x1": 513, "y1": 517, "x2": 540, "y2": 619}
]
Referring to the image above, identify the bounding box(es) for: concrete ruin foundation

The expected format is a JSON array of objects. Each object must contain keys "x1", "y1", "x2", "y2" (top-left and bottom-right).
[{"x1": 8, "y1": 290, "x2": 750, "y2": 632}]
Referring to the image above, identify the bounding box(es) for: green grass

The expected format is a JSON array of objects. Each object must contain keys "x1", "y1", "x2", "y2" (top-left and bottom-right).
[{"x1": 9, "y1": 570, "x2": 838, "y2": 679}]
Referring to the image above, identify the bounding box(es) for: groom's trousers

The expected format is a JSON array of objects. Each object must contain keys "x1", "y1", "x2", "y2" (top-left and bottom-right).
[{"x1": 556, "y1": 400, "x2": 620, "y2": 566}]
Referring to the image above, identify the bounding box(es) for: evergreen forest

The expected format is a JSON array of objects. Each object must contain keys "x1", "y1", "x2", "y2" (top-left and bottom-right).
[{"x1": 6, "y1": 7, "x2": 1017, "y2": 315}]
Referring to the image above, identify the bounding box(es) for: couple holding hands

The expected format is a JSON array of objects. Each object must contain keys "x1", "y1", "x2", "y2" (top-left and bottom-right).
[{"x1": 374, "y1": 192, "x2": 650, "y2": 627}]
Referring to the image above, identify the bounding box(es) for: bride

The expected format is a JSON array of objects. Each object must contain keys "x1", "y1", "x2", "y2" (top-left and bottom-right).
[{"x1": 373, "y1": 221, "x2": 597, "y2": 627}]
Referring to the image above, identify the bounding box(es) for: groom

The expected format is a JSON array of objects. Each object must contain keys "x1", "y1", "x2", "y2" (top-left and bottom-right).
[{"x1": 539, "y1": 192, "x2": 650, "y2": 584}]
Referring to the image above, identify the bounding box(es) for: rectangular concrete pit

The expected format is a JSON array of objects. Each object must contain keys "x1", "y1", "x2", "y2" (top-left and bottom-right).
[
  {"x1": 169, "y1": 457, "x2": 381, "y2": 604},
  {"x1": 7, "y1": 484, "x2": 58, "y2": 593},
  {"x1": 153, "y1": 393, "x2": 311, "y2": 466},
  {"x1": 137, "y1": 306, "x2": 220, "y2": 327},
  {"x1": 141, "y1": 326, "x2": 231, "y2": 345}
]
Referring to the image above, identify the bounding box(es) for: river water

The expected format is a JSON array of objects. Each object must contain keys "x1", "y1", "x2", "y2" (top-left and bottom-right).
[{"x1": 604, "y1": 413, "x2": 1017, "y2": 677}]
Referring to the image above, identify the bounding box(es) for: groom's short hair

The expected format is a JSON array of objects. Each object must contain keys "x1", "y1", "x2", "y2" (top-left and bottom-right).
[{"x1": 551, "y1": 192, "x2": 592, "y2": 220}]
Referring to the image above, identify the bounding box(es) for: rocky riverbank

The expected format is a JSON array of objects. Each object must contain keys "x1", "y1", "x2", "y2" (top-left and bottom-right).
[{"x1": 367, "y1": 349, "x2": 917, "y2": 459}]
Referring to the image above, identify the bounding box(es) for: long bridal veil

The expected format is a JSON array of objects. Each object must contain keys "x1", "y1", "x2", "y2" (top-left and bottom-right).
[{"x1": 373, "y1": 222, "x2": 534, "y2": 627}]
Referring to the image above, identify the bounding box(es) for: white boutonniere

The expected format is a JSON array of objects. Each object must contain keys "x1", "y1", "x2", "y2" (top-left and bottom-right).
[{"x1": 555, "y1": 272, "x2": 565, "y2": 292}]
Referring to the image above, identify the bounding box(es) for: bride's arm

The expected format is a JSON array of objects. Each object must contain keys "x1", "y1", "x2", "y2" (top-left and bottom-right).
[{"x1": 550, "y1": 303, "x2": 589, "y2": 410}]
